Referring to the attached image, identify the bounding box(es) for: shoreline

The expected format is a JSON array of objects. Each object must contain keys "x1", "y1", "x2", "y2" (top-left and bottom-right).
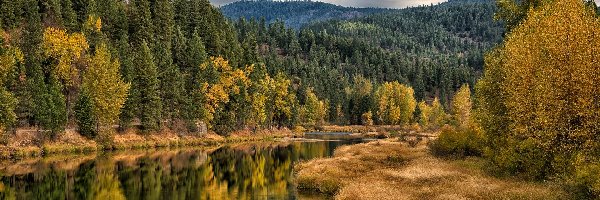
[
  {"x1": 0, "y1": 128, "x2": 305, "y2": 160},
  {"x1": 0, "y1": 125, "x2": 403, "y2": 160}
]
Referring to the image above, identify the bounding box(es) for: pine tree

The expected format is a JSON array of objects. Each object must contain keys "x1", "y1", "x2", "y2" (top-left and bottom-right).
[
  {"x1": 61, "y1": 0, "x2": 78, "y2": 32},
  {"x1": 22, "y1": 0, "x2": 45, "y2": 128},
  {"x1": 117, "y1": 34, "x2": 136, "y2": 129},
  {"x1": 74, "y1": 90, "x2": 96, "y2": 139},
  {"x1": 188, "y1": 29, "x2": 208, "y2": 74},
  {"x1": 129, "y1": 0, "x2": 154, "y2": 47},
  {"x1": 152, "y1": 0, "x2": 184, "y2": 125},
  {"x1": 38, "y1": 76, "x2": 67, "y2": 138},
  {"x1": 134, "y1": 41, "x2": 162, "y2": 132},
  {"x1": 72, "y1": 0, "x2": 97, "y2": 29},
  {"x1": 0, "y1": 0, "x2": 20, "y2": 29},
  {"x1": 172, "y1": 26, "x2": 188, "y2": 72}
]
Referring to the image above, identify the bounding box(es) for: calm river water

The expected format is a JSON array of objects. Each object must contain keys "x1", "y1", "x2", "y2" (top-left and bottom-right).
[{"x1": 0, "y1": 138, "x2": 362, "y2": 200}]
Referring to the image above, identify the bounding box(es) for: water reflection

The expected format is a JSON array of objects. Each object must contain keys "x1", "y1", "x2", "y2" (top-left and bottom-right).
[{"x1": 0, "y1": 140, "x2": 359, "y2": 200}]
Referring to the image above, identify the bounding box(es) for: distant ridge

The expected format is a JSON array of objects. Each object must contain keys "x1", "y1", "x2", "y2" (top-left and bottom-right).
[{"x1": 220, "y1": 0, "x2": 390, "y2": 29}]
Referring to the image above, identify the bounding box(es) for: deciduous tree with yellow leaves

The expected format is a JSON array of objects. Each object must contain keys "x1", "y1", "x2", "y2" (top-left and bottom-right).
[
  {"x1": 82, "y1": 43, "x2": 129, "y2": 130},
  {"x1": 476, "y1": 0, "x2": 600, "y2": 193},
  {"x1": 42, "y1": 27, "x2": 88, "y2": 85},
  {"x1": 196, "y1": 56, "x2": 251, "y2": 129},
  {"x1": 302, "y1": 87, "x2": 328, "y2": 126},
  {"x1": 374, "y1": 81, "x2": 416, "y2": 125},
  {"x1": 418, "y1": 97, "x2": 446, "y2": 130}
]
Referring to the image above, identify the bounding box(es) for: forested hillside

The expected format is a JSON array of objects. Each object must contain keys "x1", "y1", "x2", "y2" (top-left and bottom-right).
[
  {"x1": 220, "y1": 0, "x2": 387, "y2": 29},
  {"x1": 233, "y1": 0, "x2": 504, "y2": 123},
  {"x1": 0, "y1": 0, "x2": 503, "y2": 140}
]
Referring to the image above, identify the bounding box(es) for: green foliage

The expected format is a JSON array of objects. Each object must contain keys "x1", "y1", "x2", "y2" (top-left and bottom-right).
[
  {"x1": 36, "y1": 76, "x2": 67, "y2": 138},
  {"x1": 74, "y1": 90, "x2": 96, "y2": 139},
  {"x1": 0, "y1": 0, "x2": 506, "y2": 137},
  {"x1": 133, "y1": 41, "x2": 162, "y2": 132},
  {"x1": 61, "y1": 0, "x2": 78, "y2": 31},
  {"x1": 0, "y1": 88, "x2": 17, "y2": 132},
  {"x1": 129, "y1": 0, "x2": 153, "y2": 47},
  {"x1": 0, "y1": 0, "x2": 21, "y2": 29},
  {"x1": 430, "y1": 125, "x2": 484, "y2": 158}
]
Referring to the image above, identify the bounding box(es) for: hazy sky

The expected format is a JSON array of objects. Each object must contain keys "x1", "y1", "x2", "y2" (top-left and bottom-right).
[{"x1": 210, "y1": 0, "x2": 449, "y2": 9}]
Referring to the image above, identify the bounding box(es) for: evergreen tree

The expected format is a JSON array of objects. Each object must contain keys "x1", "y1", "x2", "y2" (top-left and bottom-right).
[
  {"x1": 61, "y1": 0, "x2": 78, "y2": 32},
  {"x1": 74, "y1": 90, "x2": 96, "y2": 139},
  {"x1": 37, "y1": 76, "x2": 67, "y2": 138},
  {"x1": 22, "y1": 0, "x2": 45, "y2": 128},
  {"x1": 0, "y1": 0, "x2": 21, "y2": 29},
  {"x1": 152, "y1": 0, "x2": 184, "y2": 125},
  {"x1": 134, "y1": 41, "x2": 162, "y2": 132},
  {"x1": 128, "y1": 0, "x2": 153, "y2": 47}
]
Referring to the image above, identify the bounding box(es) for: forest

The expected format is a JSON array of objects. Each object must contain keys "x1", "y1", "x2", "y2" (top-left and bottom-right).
[
  {"x1": 1, "y1": 0, "x2": 600, "y2": 198},
  {"x1": 220, "y1": 0, "x2": 388, "y2": 29},
  {"x1": 0, "y1": 0, "x2": 504, "y2": 138}
]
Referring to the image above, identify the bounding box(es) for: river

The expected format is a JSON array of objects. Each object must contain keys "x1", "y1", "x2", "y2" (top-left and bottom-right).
[{"x1": 0, "y1": 136, "x2": 363, "y2": 199}]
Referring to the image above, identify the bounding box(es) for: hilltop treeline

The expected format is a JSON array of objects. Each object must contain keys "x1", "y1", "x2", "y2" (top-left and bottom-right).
[{"x1": 220, "y1": 0, "x2": 387, "y2": 29}]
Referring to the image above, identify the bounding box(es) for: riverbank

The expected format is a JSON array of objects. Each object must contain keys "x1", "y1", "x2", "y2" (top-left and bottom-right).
[
  {"x1": 0, "y1": 128, "x2": 301, "y2": 160},
  {"x1": 294, "y1": 139, "x2": 571, "y2": 199}
]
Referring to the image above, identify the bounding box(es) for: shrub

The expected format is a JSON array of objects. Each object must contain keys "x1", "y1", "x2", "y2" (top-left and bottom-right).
[{"x1": 430, "y1": 125, "x2": 483, "y2": 158}]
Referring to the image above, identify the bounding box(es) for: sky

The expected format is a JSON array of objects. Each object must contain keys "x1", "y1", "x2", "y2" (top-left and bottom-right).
[{"x1": 209, "y1": 0, "x2": 449, "y2": 9}]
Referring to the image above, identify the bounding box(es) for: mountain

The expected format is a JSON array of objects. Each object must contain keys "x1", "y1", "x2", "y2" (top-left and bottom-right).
[{"x1": 220, "y1": 0, "x2": 389, "y2": 29}]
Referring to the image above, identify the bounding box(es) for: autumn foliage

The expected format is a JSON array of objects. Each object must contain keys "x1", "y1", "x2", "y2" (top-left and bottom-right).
[
  {"x1": 476, "y1": 0, "x2": 600, "y2": 195},
  {"x1": 374, "y1": 81, "x2": 416, "y2": 125}
]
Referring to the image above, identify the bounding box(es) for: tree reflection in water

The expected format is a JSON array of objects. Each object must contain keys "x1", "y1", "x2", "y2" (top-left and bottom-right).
[{"x1": 0, "y1": 140, "x2": 359, "y2": 199}]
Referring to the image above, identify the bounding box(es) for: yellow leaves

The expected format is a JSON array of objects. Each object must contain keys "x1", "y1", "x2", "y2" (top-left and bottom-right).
[
  {"x1": 361, "y1": 111, "x2": 373, "y2": 126},
  {"x1": 476, "y1": 0, "x2": 600, "y2": 179},
  {"x1": 95, "y1": 18, "x2": 102, "y2": 32},
  {"x1": 452, "y1": 84, "x2": 472, "y2": 129},
  {"x1": 374, "y1": 81, "x2": 416, "y2": 125},
  {"x1": 198, "y1": 56, "x2": 253, "y2": 125},
  {"x1": 84, "y1": 15, "x2": 102, "y2": 33},
  {"x1": 497, "y1": 0, "x2": 600, "y2": 142},
  {"x1": 42, "y1": 27, "x2": 89, "y2": 85},
  {"x1": 303, "y1": 88, "x2": 328, "y2": 126},
  {"x1": 82, "y1": 44, "x2": 129, "y2": 126}
]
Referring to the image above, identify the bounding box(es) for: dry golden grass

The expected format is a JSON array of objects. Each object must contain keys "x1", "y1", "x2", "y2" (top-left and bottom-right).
[
  {"x1": 0, "y1": 127, "x2": 298, "y2": 159},
  {"x1": 295, "y1": 140, "x2": 570, "y2": 200}
]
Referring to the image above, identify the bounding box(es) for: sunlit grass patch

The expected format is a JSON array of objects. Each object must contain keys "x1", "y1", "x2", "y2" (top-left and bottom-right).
[{"x1": 295, "y1": 140, "x2": 571, "y2": 200}]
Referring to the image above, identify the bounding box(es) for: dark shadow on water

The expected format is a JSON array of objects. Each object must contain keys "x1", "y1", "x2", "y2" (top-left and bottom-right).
[{"x1": 0, "y1": 138, "x2": 363, "y2": 199}]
